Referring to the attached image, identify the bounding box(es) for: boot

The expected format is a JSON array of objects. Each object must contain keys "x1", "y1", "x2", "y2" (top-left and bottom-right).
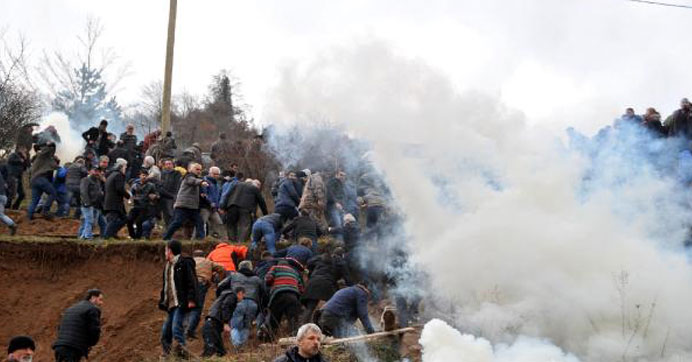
[{"x1": 9, "y1": 224, "x2": 17, "y2": 236}]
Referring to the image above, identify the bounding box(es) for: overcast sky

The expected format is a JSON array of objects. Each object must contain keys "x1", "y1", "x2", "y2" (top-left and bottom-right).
[{"x1": 2, "y1": 0, "x2": 692, "y2": 133}]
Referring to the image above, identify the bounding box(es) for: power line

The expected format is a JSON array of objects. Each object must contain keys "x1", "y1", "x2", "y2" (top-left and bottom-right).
[{"x1": 626, "y1": 0, "x2": 692, "y2": 9}]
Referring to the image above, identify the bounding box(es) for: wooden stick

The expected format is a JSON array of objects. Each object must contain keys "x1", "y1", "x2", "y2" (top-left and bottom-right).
[{"x1": 278, "y1": 327, "x2": 417, "y2": 346}]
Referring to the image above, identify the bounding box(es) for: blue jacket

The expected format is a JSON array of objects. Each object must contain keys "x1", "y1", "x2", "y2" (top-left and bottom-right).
[
  {"x1": 202, "y1": 176, "x2": 221, "y2": 209},
  {"x1": 54, "y1": 166, "x2": 68, "y2": 194},
  {"x1": 323, "y1": 286, "x2": 375, "y2": 334},
  {"x1": 275, "y1": 178, "x2": 301, "y2": 210},
  {"x1": 219, "y1": 178, "x2": 239, "y2": 209},
  {"x1": 274, "y1": 244, "x2": 313, "y2": 267}
]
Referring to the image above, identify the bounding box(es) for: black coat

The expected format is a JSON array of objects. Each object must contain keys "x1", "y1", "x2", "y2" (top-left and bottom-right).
[
  {"x1": 158, "y1": 255, "x2": 198, "y2": 312},
  {"x1": 161, "y1": 169, "x2": 183, "y2": 200},
  {"x1": 52, "y1": 300, "x2": 101, "y2": 357},
  {"x1": 224, "y1": 181, "x2": 268, "y2": 215},
  {"x1": 282, "y1": 215, "x2": 323, "y2": 241},
  {"x1": 206, "y1": 290, "x2": 239, "y2": 324},
  {"x1": 104, "y1": 171, "x2": 129, "y2": 213},
  {"x1": 302, "y1": 254, "x2": 351, "y2": 302},
  {"x1": 273, "y1": 346, "x2": 328, "y2": 362},
  {"x1": 80, "y1": 175, "x2": 104, "y2": 209},
  {"x1": 6, "y1": 151, "x2": 28, "y2": 177}
]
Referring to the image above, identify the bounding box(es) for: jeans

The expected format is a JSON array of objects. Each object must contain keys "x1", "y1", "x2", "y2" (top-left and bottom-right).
[
  {"x1": 55, "y1": 191, "x2": 69, "y2": 217},
  {"x1": 251, "y1": 219, "x2": 277, "y2": 255},
  {"x1": 0, "y1": 195, "x2": 15, "y2": 227},
  {"x1": 231, "y1": 298, "x2": 258, "y2": 347},
  {"x1": 161, "y1": 307, "x2": 187, "y2": 354},
  {"x1": 104, "y1": 211, "x2": 127, "y2": 238},
  {"x1": 141, "y1": 218, "x2": 156, "y2": 239},
  {"x1": 163, "y1": 208, "x2": 205, "y2": 240},
  {"x1": 79, "y1": 206, "x2": 95, "y2": 239},
  {"x1": 8, "y1": 175, "x2": 25, "y2": 209},
  {"x1": 186, "y1": 283, "x2": 209, "y2": 336},
  {"x1": 27, "y1": 176, "x2": 56, "y2": 218},
  {"x1": 66, "y1": 186, "x2": 82, "y2": 218}
]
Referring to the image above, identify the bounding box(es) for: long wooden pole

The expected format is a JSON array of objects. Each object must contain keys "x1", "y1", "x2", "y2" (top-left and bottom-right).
[
  {"x1": 277, "y1": 327, "x2": 417, "y2": 347},
  {"x1": 161, "y1": 0, "x2": 178, "y2": 134}
]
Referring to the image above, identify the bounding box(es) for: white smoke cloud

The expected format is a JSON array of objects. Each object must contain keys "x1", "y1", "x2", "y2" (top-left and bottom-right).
[
  {"x1": 38, "y1": 112, "x2": 85, "y2": 164},
  {"x1": 421, "y1": 319, "x2": 579, "y2": 362},
  {"x1": 263, "y1": 39, "x2": 692, "y2": 361}
]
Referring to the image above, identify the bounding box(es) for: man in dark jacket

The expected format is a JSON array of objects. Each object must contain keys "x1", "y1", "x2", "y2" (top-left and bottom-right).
[
  {"x1": 65, "y1": 156, "x2": 88, "y2": 219},
  {"x1": 301, "y1": 250, "x2": 351, "y2": 324},
  {"x1": 319, "y1": 284, "x2": 375, "y2": 337},
  {"x1": 78, "y1": 168, "x2": 105, "y2": 240},
  {"x1": 52, "y1": 289, "x2": 104, "y2": 362},
  {"x1": 666, "y1": 98, "x2": 692, "y2": 138},
  {"x1": 119, "y1": 124, "x2": 138, "y2": 160},
  {"x1": 102, "y1": 159, "x2": 130, "y2": 238},
  {"x1": 159, "y1": 240, "x2": 199, "y2": 358},
  {"x1": 127, "y1": 169, "x2": 159, "y2": 239},
  {"x1": 6, "y1": 147, "x2": 29, "y2": 209},
  {"x1": 27, "y1": 142, "x2": 59, "y2": 220},
  {"x1": 222, "y1": 179, "x2": 268, "y2": 243},
  {"x1": 201, "y1": 166, "x2": 225, "y2": 238},
  {"x1": 282, "y1": 209, "x2": 324, "y2": 250},
  {"x1": 162, "y1": 162, "x2": 208, "y2": 240},
  {"x1": 81, "y1": 120, "x2": 107, "y2": 148},
  {"x1": 326, "y1": 171, "x2": 346, "y2": 230},
  {"x1": 160, "y1": 159, "x2": 182, "y2": 226},
  {"x1": 275, "y1": 172, "x2": 302, "y2": 223},
  {"x1": 250, "y1": 213, "x2": 284, "y2": 255},
  {"x1": 273, "y1": 323, "x2": 328, "y2": 362},
  {"x1": 201, "y1": 287, "x2": 245, "y2": 357}
]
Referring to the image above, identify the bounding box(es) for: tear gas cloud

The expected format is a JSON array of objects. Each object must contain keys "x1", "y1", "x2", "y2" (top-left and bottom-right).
[
  {"x1": 263, "y1": 40, "x2": 692, "y2": 361},
  {"x1": 38, "y1": 112, "x2": 85, "y2": 164}
]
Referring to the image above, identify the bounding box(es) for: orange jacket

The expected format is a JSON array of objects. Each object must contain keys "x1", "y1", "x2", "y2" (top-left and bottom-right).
[{"x1": 207, "y1": 243, "x2": 248, "y2": 271}]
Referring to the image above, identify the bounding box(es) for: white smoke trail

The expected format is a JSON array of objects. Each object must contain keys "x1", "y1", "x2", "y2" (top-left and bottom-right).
[
  {"x1": 264, "y1": 39, "x2": 692, "y2": 361},
  {"x1": 37, "y1": 112, "x2": 85, "y2": 164}
]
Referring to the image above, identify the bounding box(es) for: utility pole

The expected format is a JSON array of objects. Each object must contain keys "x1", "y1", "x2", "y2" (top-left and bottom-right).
[{"x1": 161, "y1": 0, "x2": 178, "y2": 134}]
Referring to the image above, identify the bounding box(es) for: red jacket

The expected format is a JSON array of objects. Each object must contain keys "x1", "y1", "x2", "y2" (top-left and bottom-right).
[{"x1": 207, "y1": 243, "x2": 248, "y2": 271}]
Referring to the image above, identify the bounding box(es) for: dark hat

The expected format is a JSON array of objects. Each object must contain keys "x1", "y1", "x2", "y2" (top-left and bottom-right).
[
  {"x1": 296, "y1": 171, "x2": 307, "y2": 178},
  {"x1": 8, "y1": 336, "x2": 35, "y2": 354},
  {"x1": 167, "y1": 240, "x2": 182, "y2": 256}
]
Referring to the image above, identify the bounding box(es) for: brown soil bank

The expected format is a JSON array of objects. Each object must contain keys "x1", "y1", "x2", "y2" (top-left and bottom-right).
[
  {"x1": 0, "y1": 239, "x2": 214, "y2": 361},
  {"x1": 0, "y1": 239, "x2": 414, "y2": 362}
]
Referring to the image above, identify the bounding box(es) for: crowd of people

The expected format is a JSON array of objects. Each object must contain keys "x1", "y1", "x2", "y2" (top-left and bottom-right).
[{"x1": 2, "y1": 118, "x2": 397, "y2": 361}]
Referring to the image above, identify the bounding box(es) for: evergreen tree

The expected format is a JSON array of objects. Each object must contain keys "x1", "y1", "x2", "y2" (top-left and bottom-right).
[{"x1": 52, "y1": 63, "x2": 122, "y2": 129}]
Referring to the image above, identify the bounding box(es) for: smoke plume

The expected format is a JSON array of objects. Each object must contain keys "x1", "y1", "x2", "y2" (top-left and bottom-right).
[
  {"x1": 263, "y1": 39, "x2": 692, "y2": 361},
  {"x1": 38, "y1": 112, "x2": 85, "y2": 164}
]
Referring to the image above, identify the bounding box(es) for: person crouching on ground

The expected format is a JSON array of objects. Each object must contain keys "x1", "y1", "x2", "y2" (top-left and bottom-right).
[
  {"x1": 201, "y1": 287, "x2": 245, "y2": 357},
  {"x1": 162, "y1": 163, "x2": 208, "y2": 240},
  {"x1": 52, "y1": 289, "x2": 104, "y2": 362},
  {"x1": 273, "y1": 323, "x2": 328, "y2": 362},
  {"x1": 158, "y1": 240, "x2": 199, "y2": 358}
]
